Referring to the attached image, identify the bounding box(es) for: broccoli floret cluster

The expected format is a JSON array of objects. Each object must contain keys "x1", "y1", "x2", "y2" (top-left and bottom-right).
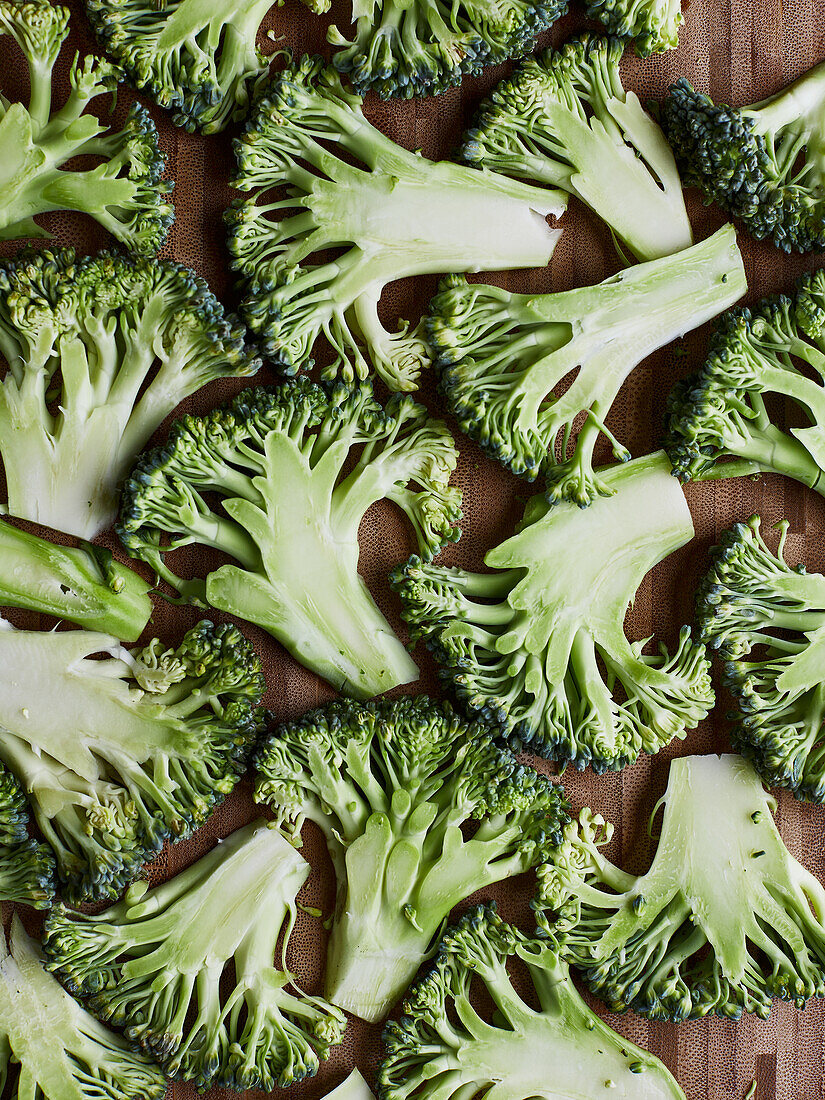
[
  {"x1": 584, "y1": 0, "x2": 683, "y2": 55},
  {"x1": 0, "y1": 767, "x2": 53, "y2": 910}
]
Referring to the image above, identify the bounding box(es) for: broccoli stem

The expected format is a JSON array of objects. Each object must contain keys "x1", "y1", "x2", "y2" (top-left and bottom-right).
[{"x1": 750, "y1": 59, "x2": 825, "y2": 137}]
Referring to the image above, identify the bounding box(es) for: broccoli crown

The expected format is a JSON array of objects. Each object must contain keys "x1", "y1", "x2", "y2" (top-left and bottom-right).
[
  {"x1": 663, "y1": 63, "x2": 825, "y2": 252},
  {"x1": 227, "y1": 55, "x2": 564, "y2": 392},
  {"x1": 379, "y1": 904, "x2": 686, "y2": 1100},
  {"x1": 45, "y1": 819, "x2": 345, "y2": 1091},
  {"x1": 254, "y1": 695, "x2": 568, "y2": 1022},
  {"x1": 538, "y1": 753, "x2": 825, "y2": 1021},
  {"x1": 0, "y1": 0, "x2": 173, "y2": 251},
  {"x1": 0, "y1": 619, "x2": 265, "y2": 903},
  {"x1": 584, "y1": 0, "x2": 683, "y2": 55},
  {"x1": 0, "y1": 918, "x2": 167, "y2": 1100},
  {"x1": 0, "y1": 247, "x2": 260, "y2": 540},
  {"x1": 427, "y1": 226, "x2": 746, "y2": 499},
  {"x1": 459, "y1": 34, "x2": 693, "y2": 263},
  {"x1": 0, "y1": 766, "x2": 54, "y2": 910},
  {"x1": 118, "y1": 378, "x2": 461, "y2": 700}
]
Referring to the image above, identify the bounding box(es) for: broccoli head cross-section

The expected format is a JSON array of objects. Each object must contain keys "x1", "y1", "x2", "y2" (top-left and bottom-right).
[
  {"x1": 392, "y1": 451, "x2": 714, "y2": 772},
  {"x1": 0, "y1": 766, "x2": 53, "y2": 910},
  {"x1": 227, "y1": 55, "x2": 565, "y2": 392},
  {"x1": 254, "y1": 696, "x2": 569, "y2": 1023}
]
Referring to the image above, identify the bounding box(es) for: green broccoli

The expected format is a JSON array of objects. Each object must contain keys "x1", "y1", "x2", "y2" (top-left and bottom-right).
[
  {"x1": 0, "y1": 618, "x2": 264, "y2": 902},
  {"x1": 0, "y1": 0, "x2": 173, "y2": 252},
  {"x1": 0, "y1": 918, "x2": 168, "y2": 1100},
  {"x1": 663, "y1": 61, "x2": 825, "y2": 252},
  {"x1": 0, "y1": 767, "x2": 53, "y2": 909},
  {"x1": 118, "y1": 379, "x2": 461, "y2": 700},
  {"x1": 392, "y1": 452, "x2": 714, "y2": 773},
  {"x1": 327, "y1": 1071, "x2": 375, "y2": 1100},
  {"x1": 427, "y1": 225, "x2": 745, "y2": 495},
  {"x1": 0, "y1": 248, "x2": 260, "y2": 540},
  {"x1": 537, "y1": 753, "x2": 825, "y2": 1021},
  {"x1": 227, "y1": 55, "x2": 566, "y2": 392},
  {"x1": 584, "y1": 0, "x2": 683, "y2": 55},
  {"x1": 380, "y1": 904, "x2": 686, "y2": 1100},
  {"x1": 254, "y1": 695, "x2": 568, "y2": 1022},
  {"x1": 45, "y1": 819, "x2": 345, "y2": 1090},
  {"x1": 459, "y1": 35, "x2": 692, "y2": 263}
]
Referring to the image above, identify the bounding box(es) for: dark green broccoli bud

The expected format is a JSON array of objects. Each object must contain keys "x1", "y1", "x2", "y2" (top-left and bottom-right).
[
  {"x1": 663, "y1": 63, "x2": 825, "y2": 252},
  {"x1": 392, "y1": 452, "x2": 714, "y2": 772},
  {"x1": 45, "y1": 819, "x2": 345, "y2": 1090},
  {"x1": 459, "y1": 35, "x2": 692, "y2": 262},
  {"x1": 0, "y1": 0, "x2": 173, "y2": 252},
  {"x1": 118, "y1": 378, "x2": 461, "y2": 699},
  {"x1": 0, "y1": 767, "x2": 54, "y2": 909},
  {"x1": 0, "y1": 918, "x2": 167, "y2": 1100},
  {"x1": 227, "y1": 55, "x2": 565, "y2": 392},
  {"x1": 0, "y1": 248, "x2": 260, "y2": 539},
  {"x1": 584, "y1": 0, "x2": 682, "y2": 55},
  {"x1": 379, "y1": 904, "x2": 686, "y2": 1100},
  {"x1": 254, "y1": 696, "x2": 568, "y2": 1022},
  {"x1": 427, "y1": 226, "x2": 745, "y2": 495},
  {"x1": 0, "y1": 618, "x2": 265, "y2": 903},
  {"x1": 537, "y1": 753, "x2": 825, "y2": 1021}
]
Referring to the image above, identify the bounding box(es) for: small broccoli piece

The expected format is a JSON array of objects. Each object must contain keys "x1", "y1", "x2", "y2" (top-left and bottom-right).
[
  {"x1": 460, "y1": 35, "x2": 692, "y2": 262},
  {"x1": 0, "y1": 767, "x2": 53, "y2": 909},
  {"x1": 0, "y1": 618, "x2": 264, "y2": 902},
  {"x1": 118, "y1": 379, "x2": 460, "y2": 700},
  {"x1": 0, "y1": 0, "x2": 173, "y2": 252},
  {"x1": 227, "y1": 56, "x2": 565, "y2": 392},
  {"x1": 379, "y1": 904, "x2": 686, "y2": 1100},
  {"x1": 428, "y1": 225, "x2": 745, "y2": 495},
  {"x1": 392, "y1": 452, "x2": 714, "y2": 772},
  {"x1": 0, "y1": 248, "x2": 260, "y2": 540},
  {"x1": 0, "y1": 918, "x2": 167, "y2": 1100},
  {"x1": 327, "y1": 1071, "x2": 375, "y2": 1100},
  {"x1": 537, "y1": 753, "x2": 825, "y2": 1021},
  {"x1": 254, "y1": 696, "x2": 568, "y2": 1022},
  {"x1": 663, "y1": 62, "x2": 825, "y2": 252},
  {"x1": 584, "y1": 0, "x2": 682, "y2": 54},
  {"x1": 45, "y1": 819, "x2": 345, "y2": 1090}
]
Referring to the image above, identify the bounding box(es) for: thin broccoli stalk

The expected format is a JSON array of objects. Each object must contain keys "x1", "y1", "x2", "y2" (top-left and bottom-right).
[{"x1": 746, "y1": 61, "x2": 825, "y2": 184}]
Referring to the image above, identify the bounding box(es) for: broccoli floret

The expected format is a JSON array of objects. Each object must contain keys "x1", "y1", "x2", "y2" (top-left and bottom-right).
[
  {"x1": 538, "y1": 753, "x2": 825, "y2": 1021},
  {"x1": 379, "y1": 904, "x2": 686, "y2": 1100},
  {"x1": 0, "y1": 767, "x2": 53, "y2": 909},
  {"x1": 0, "y1": 0, "x2": 173, "y2": 252},
  {"x1": 459, "y1": 35, "x2": 692, "y2": 263},
  {"x1": 0, "y1": 248, "x2": 260, "y2": 540},
  {"x1": 0, "y1": 618, "x2": 264, "y2": 903},
  {"x1": 427, "y1": 226, "x2": 745, "y2": 495},
  {"x1": 665, "y1": 270, "x2": 825, "y2": 495},
  {"x1": 254, "y1": 696, "x2": 568, "y2": 1022},
  {"x1": 118, "y1": 379, "x2": 461, "y2": 700},
  {"x1": 584, "y1": 0, "x2": 682, "y2": 55},
  {"x1": 663, "y1": 62, "x2": 825, "y2": 252},
  {"x1": 697, "y1": 515, "x2": 825, "y2": 802},
  {"x1": 227, "y1": 56, "x2": 566, "y2": 392},
  {"x1": 0, "y1": 918, "x2": 167, "y2": 1100},
  {"x1": 392, "y1": 452, "x2": 714, "y2": 772},
  {"x1": 45, "y1": 819, "x2": 345, "y2": 1090}
]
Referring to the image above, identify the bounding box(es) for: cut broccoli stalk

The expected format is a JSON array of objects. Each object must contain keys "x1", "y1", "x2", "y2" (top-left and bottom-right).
[
  {"x1": 45, "y1": 819, "x2": 345, "y2": 1091},
  {"x1": 118, "y1": 379, "x2": 461, "y2": 699},
  {"x1": 0, "y1": 767, "x2": 54, "y2": 909},
  {"x1": 227, "y1": 55, "x2": 565, "y2": 392},
  {"x1": 0, "y1": 619, "x2": 264, "y2": 902},
  {"x1": 664, "y1": 60, "x2": 825, "y2": 252},
  {"x1": 379, "y1": 905, "x2": 686, "y2": 1100},
  {"x1": 584, "y1": 0, "x2": 682, "y2": 55},
  {"x1": 538, "y1": 753, "x2": 825, "y2": 1020},
  {"x1": 0, "y1": 918, "x2": 168, "y2": 1100},
  {"x1": 460, "y1": 35, "x2": 692, "y2": 262},
  {"x1": 327, "y1": 1071, "x2": 375, "y2": 1100},
  {"x1": 254, "y1": 696, "x2": 569, "y2": 1022},
  {"x1": 427, "y1": 225, "x2": 746, "y2": 494},
  {"x1": 392, "y1": 452, "x2": 714, "y2": 772}
]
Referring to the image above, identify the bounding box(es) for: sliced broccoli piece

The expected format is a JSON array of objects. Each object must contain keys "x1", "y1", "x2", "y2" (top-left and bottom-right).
[
  {"x1": 663, "y1": 61, "x2": 825, "y2": 252},
  {"x1": 538, "y1": 753, "x2": 825, "y2": 1021},
  {"x1": 0, "y1": 0, "x2": 173, "y2": 252},
  {"x1": 0, "y1": 618, "x2": 264, "y2": 903},
  {"x1": 327, "y1": 1071, "x2": 375, "y2": 1100},
  {"x1": 428, "y1": 225, "x2": 745, "y2": 495},
  {"x1": 45, "y1": 819, "x2": 345, "y2": 1090},
  {"x1": 118, "y1": 379, "x2": 461, "y2": 700},
  {"x1": 584, "y1": 0, "x2": 682, "y2": 55},
  {"x1": 392, "y1": 452, "x2": 714, "y2": 772},
  {"x1": 379, "y1": 904, "x2": 686, "y2": 1100},
  {"x1": 0, "y1": 918, "x2": 167, "y2": 1100},
  {"x1": 0, "y1": 767, "x2": 53, "y2": 909},
  {"x1": 227, "y1": 55, "x2": 566, "y2": 392},
  {"x1": 0, "y1": 248, "x2": 260, "y2": 540},
  {"x1": 460, "y1": 35, "x2": 692, "y2": 262},
  {"x1": 254, "y1": 695, "x2": 568, "y2": 1022}
]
